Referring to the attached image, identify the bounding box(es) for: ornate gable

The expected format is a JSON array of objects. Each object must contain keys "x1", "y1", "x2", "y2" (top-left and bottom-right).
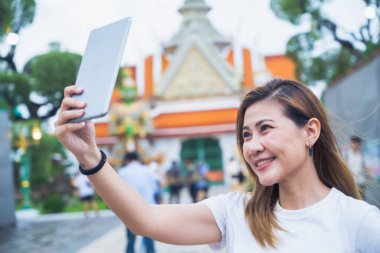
[
  {"x1": 158, "y1": 33, "x2": 236, "y2": 99},
  {"x1": 162, "y1": 45, "x2": 232, "y2": 99}
]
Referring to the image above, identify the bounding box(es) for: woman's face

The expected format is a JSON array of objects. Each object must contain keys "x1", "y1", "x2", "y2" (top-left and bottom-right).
[{"x1": 242, "y1": 99, "x2": 309, "y2": 186}]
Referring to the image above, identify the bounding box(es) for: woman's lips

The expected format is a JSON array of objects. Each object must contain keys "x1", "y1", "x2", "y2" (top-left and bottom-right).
[{"x1": 256, "y1": 158, "x2": 274, "y2": 171}]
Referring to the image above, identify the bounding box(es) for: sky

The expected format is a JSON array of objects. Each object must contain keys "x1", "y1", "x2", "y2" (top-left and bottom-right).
[{"x1": 13, "y1": 0, "x2": 367, "y2": 69}]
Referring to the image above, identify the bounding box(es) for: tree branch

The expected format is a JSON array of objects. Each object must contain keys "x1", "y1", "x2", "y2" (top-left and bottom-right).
[
  {"x1": 365, "y1": 19, "x2": 373, "y2": 42},
  {"x1": 318, "y1": 18, "x2": 361, "y2": 59},
  {"x1": 0, "y1": 45, "x2": 18, "y2": 72}
]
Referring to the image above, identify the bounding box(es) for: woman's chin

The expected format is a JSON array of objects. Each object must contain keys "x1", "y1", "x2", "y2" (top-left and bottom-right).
[{"x1": 258, "y1": 177, "x2": 278, "y2": 187}]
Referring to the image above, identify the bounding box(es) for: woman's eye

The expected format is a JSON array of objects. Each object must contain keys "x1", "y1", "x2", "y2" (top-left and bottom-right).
[
  {"x1": 260, "y1": 124, "x2": 271, "y2": 132},
  {"x1": 242, "y1": 131, "x2": 251, "y2": 138}
]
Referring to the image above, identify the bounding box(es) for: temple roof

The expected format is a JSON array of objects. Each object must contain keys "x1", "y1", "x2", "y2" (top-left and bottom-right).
[{"x1": 164, "y1": 0, "x2": 230, "y2": 54}]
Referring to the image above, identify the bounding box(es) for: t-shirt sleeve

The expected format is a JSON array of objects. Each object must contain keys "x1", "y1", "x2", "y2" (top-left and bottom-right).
[
  {"x1": 356, "y1": 205, "x2": 380, "y2": 252},
  {"x1": 201, "y1": 193, "x2": 230, "y2": 250}
]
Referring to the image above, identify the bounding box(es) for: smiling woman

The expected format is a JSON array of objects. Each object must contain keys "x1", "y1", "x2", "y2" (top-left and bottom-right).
[
  {"x1": 236, "y1": 79, "x2": 360, "y2": 248},
  {"x1": 54, "y1": 78, "x2": 380, "y2": 253}
]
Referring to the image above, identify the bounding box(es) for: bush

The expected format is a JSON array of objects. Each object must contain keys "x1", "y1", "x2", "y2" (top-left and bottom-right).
[{"x1": 42, "y1": 194, "x2": 66, "y2": 213}]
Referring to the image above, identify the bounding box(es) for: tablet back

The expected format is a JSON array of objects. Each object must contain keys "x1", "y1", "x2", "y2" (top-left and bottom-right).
[{"x1": 71, "y1": 17, "x2": 132, "y2": 123}]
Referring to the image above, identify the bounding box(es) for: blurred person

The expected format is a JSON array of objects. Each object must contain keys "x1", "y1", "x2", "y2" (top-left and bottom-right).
[
  {"x1": 166, "y1": 161, "x2": 184, "y2": 204},
  {"x1": 119, "y1": 151, "x2": 157, "y2": 253},
  {"x1": 184, "y1": 160, "x2": 200, "y2": 203},
  {"x1": 344, "y1": 135, "x2": 372, "y2": 199},
  {"x1": 55, "y1": 79, "x2": 380, "y2": 252},
  {"x1": 73, "y1": 172, "x2": 98, "y2": 217},
  {"x1": 194, "y1": 161, "x2": 210, "y2": 201},
  {"x1": 147, "y1": 153, "x2": 165, "y2": 204}
]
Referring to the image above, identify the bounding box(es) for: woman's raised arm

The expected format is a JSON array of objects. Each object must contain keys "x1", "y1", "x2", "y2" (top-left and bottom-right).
[{"x1": 54, "y1": 85, "x2": 221, "y2": 245}]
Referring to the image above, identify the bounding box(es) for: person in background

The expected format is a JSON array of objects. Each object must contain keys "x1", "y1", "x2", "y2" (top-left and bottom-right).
[
  {"x1": 195, "y1": 161, "x2": 210, "y2": 201},
  {"x1": 166, "y1": 161, "x2": 183, "y2": 204},
  {"x1": 344, "y1": 135, "x2": 372, "y2": 199},
  {"x1": 119, "y1": 151, "x2": 157, "y2": 253},
  {"x1": 73, "y1": 172, "x2": 98, "y2": 217},
  {"x1": 184, "y1": 160, "x2": 200, "y2": 203},
  {"x1": 56, "y1": 78, "x2": 380, "y2": 252},
  {"x1": 147, "y1": 153, "x2": 165, "y2": 204}
]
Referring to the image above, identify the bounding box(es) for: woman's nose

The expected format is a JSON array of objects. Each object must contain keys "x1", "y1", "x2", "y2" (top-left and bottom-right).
[{"x1": 246, "y1": 138, "x2": 264, "y2": 155}]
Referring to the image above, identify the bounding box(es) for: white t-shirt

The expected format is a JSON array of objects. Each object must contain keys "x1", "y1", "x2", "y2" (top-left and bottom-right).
[
  {"x1": 202, "y1": 188, "x2": 380, "y2": 253},
  {"x1": 119, "y1": 161, "x2": 158, "y2": 204},
  {"x1": 74, "y1": 173, "x2": 95, "y2": 198}
]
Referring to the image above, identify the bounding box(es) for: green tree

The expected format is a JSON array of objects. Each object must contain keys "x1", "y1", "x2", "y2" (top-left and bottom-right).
[
  {"x1": 0, "y1": 0, "x2": 36, "y2": 118},
  {"x1": 12, "y1": 120, "x2": 72, "y2": 202},
  {"x1": 29, "y1": 133, "x2": 68, "y2": 186},
  {"x1": 0, "y1": 0, "x2": 82, "y2": 121},
  {"x1": 0, "y1": 47, "x2": 82, "y2": 120},
  {"x1": 271, "y1": 0, "x2": 380, "y2": 86},
  {"x1": 0, "y1": 1, "x2": 12, "y2": 36},
  {"x1": 0, "y1": 0, "x2": 36, "y2": 71},
  {"x1": 23, "y1": 49, "x2": 82, "y2": 120}
]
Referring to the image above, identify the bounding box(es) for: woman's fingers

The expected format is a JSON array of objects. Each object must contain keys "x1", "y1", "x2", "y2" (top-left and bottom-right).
[
  {"x1": 55, "y1": 109, "x2": 85, "y2": 126},
  {"x1": 54, "y1": 84, "x2": 90, "y2": 136},
  {"x1": 61, "y1": 97, "x2": 86, "y2": 111},
  {"x1": 54, "y1": 121, "x2": 85, "y2": 139},
  {"x1": 64, "y1": 85, "x2": 83, "y2": 98},
  {"x1": 62, "y1": 85, "x2": 86, "y2": 110}
]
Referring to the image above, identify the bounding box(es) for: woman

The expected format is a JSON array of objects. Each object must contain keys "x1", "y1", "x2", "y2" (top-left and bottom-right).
[{"x1": 55, "y1": 78, "x2": 380, "y2": 252}]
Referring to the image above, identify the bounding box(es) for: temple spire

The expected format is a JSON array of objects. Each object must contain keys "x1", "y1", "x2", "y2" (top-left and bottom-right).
[{"x1": 165, "y1": 0, "x2": 230, "y2": 54}]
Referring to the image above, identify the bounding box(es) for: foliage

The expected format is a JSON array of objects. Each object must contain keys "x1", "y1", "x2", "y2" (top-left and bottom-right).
[
  {"x1": 0, "y1": 71, "x2": 31, "y2": 116},
  {"x1": 0, "y1": 0, "x2": 82, "y2": 121},
  {"x1": 0, "y1": 0, "x2": 35, "y2": 37},
  {"x1": 0, "y1": 1, "x2": 12, "y2": 37},
  {"x1": 24, "y1": 50, "x2": 82, "y2": 119},
  {"x1": 12, "y1": 120, "x2": 72, "y2": 202},
  {"x1": 0, "y1": 0, "x2": 36, "y2": 71},
  {"x1": 0, "y1": 0, "x2": 80, "y2": 209},
  {"x1": 0, "y1": 50, "x2": 81, "y2": 120},
  {"x1": 28, "y1": 133, "x2": 69, "y2": 186},
  {"x1": 10, "y1": 0, "x2": 36, "y2": 33},
  {"x1": 270, "y1": 0, "x2": 380, "y2": 86},
  {"x1": 42, "y1": 194, "x2": 66, "y2": 213},
  {"x1": 64, "y1": 196, "x2": 109, "y2": 213}
]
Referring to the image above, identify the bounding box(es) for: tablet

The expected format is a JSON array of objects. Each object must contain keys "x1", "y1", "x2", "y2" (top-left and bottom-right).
[{"x1": 70, "y1": 17, "x2": 132, "y2": 123}]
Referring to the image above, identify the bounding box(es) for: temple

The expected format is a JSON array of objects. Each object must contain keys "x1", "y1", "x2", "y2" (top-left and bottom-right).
[{"x1": 94, "y1": 0, "x2": 295, "y2": 183}]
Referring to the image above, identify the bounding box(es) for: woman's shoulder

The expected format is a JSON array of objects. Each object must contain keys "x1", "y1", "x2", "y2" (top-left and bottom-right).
[{"x1": 333, "y1": 188, "x2": 379, "y2": 219}]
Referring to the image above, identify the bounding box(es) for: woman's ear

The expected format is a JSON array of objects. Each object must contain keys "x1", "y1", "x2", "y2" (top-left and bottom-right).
[{"x1": 305, "y1": 118, "x2": 321, "y2": 145}]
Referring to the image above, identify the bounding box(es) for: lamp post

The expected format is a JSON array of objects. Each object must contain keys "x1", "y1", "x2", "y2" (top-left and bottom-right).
[
  {"x1": 16, "y1": 124, "x2": 41, "y2": 209},
  {"x1": 5, "y1": 32, "x2": 19, "y2": 46},
  {"x1": 19, "y1": 134, "x2": 31, "y2": 209},
  {"x1": 364, "y1": 5, "x2": 377, "y2": 20}
]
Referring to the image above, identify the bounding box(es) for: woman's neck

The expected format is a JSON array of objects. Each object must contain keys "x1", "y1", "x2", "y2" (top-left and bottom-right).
[{"x1": 278, "y1": 163, "x2": 331, "y2": 210}]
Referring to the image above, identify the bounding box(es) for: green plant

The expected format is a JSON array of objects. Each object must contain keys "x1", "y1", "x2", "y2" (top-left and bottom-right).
[
  {"x1": 42, "y1": 194, "x2": 66, "y2": 213},
  {"x1": 63, "y1": 196, "x2": 109, "y2": 213}
]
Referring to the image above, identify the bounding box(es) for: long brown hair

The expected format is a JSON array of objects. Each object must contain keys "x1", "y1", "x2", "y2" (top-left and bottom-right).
[{"x1": 236, "y1": 78, "x2": 360, "y2": 248}]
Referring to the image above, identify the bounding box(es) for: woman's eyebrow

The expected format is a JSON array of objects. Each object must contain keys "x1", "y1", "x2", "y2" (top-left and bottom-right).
[
  {"x1": 242, "y1": 119, "x2": 273, "y2": 131},
  {"x1": 255, "y1": 119, "x2": 274, "y2": 127}
]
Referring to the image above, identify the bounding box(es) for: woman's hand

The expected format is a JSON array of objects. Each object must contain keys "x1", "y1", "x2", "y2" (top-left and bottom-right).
[{"x1": 54, "y1": 85, "x2": 100, "y2": 168}]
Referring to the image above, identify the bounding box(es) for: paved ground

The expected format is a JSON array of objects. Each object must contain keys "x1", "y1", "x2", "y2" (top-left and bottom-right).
[
  {"x1": 0, "y1": 185, "x2": 228, "y2": 253},
  {"x1": 0, "y1": 211, "x2": 121, "y2": 253}
]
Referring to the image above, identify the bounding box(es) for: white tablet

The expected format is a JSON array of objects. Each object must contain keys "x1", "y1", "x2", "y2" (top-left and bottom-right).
[{"x1": 70, "y1": 17, "x2": 132, "y2": 123}]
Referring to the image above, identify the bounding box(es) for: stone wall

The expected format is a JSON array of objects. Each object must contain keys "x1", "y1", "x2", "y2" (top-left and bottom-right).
[{"x1": 0, "y1": 111, "x2": 16, "y2": 228}]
